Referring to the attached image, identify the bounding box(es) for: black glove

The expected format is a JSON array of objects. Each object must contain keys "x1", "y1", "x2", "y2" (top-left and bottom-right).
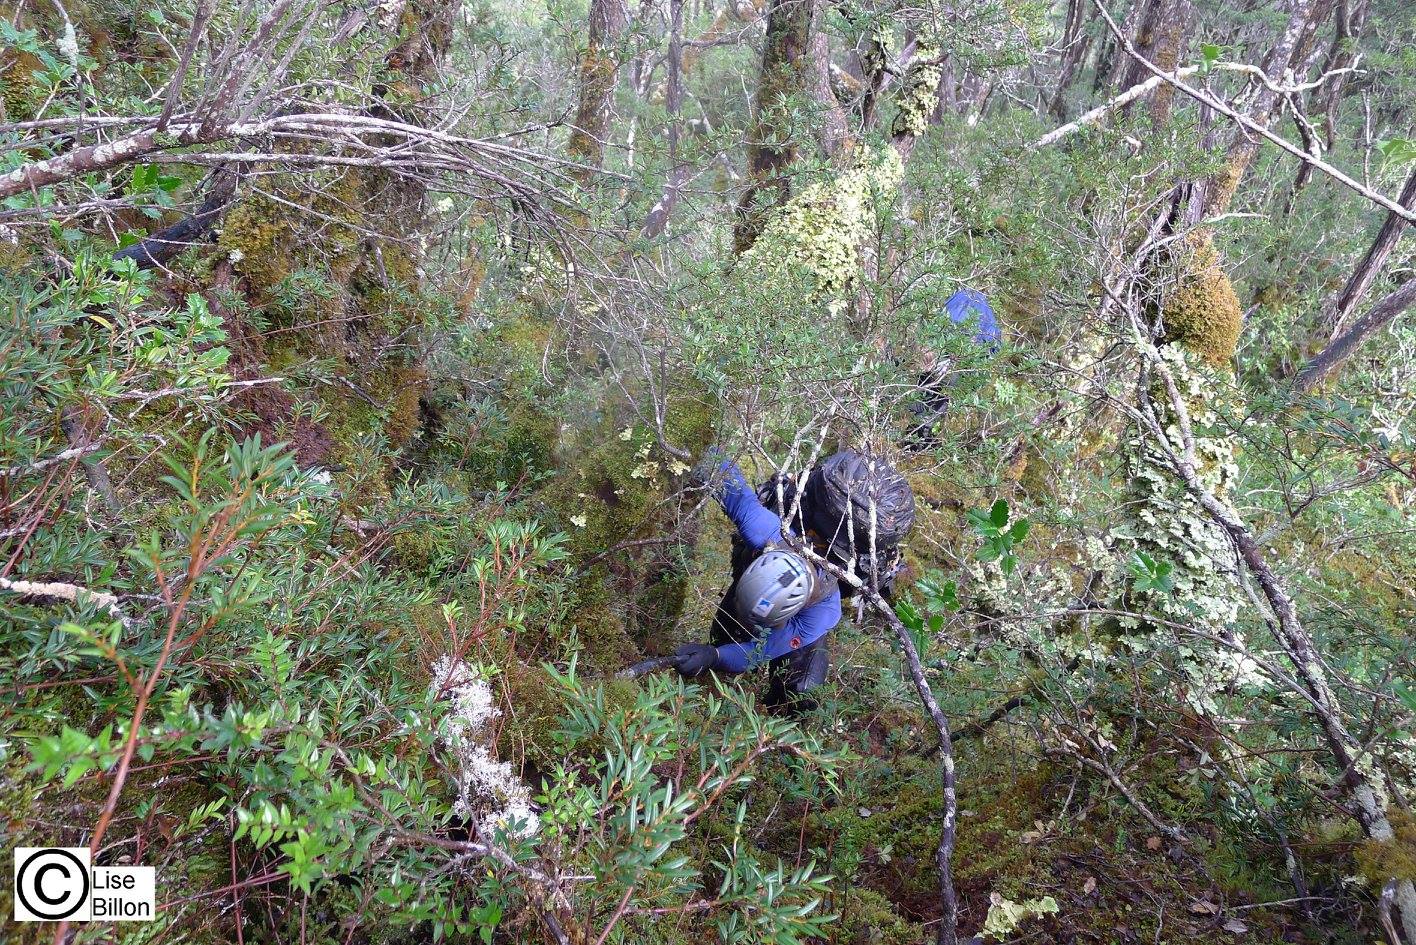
[
  {"x1": 673, "y1": 643, "x2": 719, "y2": 678},
  {"x1": 687, "y1": 445, "x2": 727, "y2": 489}
]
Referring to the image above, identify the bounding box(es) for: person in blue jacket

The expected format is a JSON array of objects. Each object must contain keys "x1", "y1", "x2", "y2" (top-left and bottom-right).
[
  {"x1": 908, "y1": 287, "x2": 1002, "y2": 449},
  {"x1": 674, "y1": 455, "x2": 841, "y2": 709}
]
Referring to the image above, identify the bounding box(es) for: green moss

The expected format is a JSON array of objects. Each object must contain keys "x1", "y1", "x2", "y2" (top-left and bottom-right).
[
  {"x1": 836, "y1": 887, "x2": 925, "y2": 945},
  {"x1": 461, "y1": 404, "x2": 559, "y2": 489},
  {"x1": 499, "y1": 662, "x2": 572, "y2": 769},
  {"x1": 1, "y1": 49, "x2": 42, "y2": 122},
  {"x1": 1161, "y1": 232, "x2": 1243, "y2": 368},
  {"x1": 536, "y1": 388, "x2": 715, "y2": 668},
  {"x1": 499, "y1": 664, "x2": 638, "y2": 770},
  {"x1": 220, "y1": 192, "x2": 300, "y2": 292},
  {"x1": 565, "y1": 574, "x2": 640, "y2": 673},
  {"x1": 1356, "y1": 810, "x2": 1416, "y2": 886},
  {"x1": 893, "y1": 466, "x2": 969, "y2": 595}
]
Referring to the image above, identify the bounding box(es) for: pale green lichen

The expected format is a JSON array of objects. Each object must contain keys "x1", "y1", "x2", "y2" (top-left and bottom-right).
[
  {"x1": 1111, "y1": 347, "x2": 1251, "y2": 703},
  {"x1": 891, "y1": 37, "x2": 943, "y2": 139},
  {"x1": 741, "y1": 146, "x2": 904, "y2": 301},
  {"x1": 982, "y1": 893, "x2": 1060, "y2": 941},
  {"x1": 861, "y1": 20, "x2": 895, "y2": 80}
]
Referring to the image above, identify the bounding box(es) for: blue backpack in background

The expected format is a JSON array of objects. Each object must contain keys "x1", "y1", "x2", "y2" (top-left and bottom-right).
[{"x1": 944, "y1": 288, "x2": 1002, "y2": 350}]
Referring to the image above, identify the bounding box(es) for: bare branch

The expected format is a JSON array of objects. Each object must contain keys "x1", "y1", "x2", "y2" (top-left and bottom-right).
[
  {"x1": 0, "y1": 444, "x2": 102, "y2": 479},
  {"x1": 1295, "y1": 280, "x2": 1416, "y2": 392},
  {"x1": 0, "y1": 576, "x2": 133, "y2": 629},
  {"x1": 1089, "y1": 0, "x2": 1416, "y2": 224}
]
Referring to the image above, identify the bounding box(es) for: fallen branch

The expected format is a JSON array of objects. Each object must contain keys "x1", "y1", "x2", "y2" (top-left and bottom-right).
[
  {"x1": 111, "y1": 166, "x2": 239, "y2": 270},
  {"x1": 0, "y1": 112, "x2": 571, "y2": 210},
  {"x1": 0, "y1": 443, "x2": 102, "y2": 479},
  {"x1": 955, "y1": 656, "x2": 1080, "y2": 741},
  {"x1": 1030, "y1": 66, "x2": 1202, "y2": 148},
  {"x1": 797, "y1": 545, "x2": 959, "y2": 945},
  {"x1": 1029, "y1": 61, "x2": 1353, "y2": 148},
  {"x1": 1043, "y1": 742, "x2": 1188, "y2": 843},
  {"x1": 0, "y1": 576, "x2": 132, "y2": 629}
]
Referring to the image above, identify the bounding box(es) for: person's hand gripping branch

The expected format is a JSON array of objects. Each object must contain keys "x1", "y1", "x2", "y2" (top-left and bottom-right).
[{"x1": 673, "y1": 642, "x2": 719, "y2": 678}]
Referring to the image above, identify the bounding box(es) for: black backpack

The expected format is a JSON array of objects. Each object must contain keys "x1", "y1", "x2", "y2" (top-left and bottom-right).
[{"x1": 731, "y1": 452, "x2": 915, "y2": 599}]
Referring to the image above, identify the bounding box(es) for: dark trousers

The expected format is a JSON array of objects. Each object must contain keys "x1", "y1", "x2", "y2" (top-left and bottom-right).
[{"x1": 710, "y1": 586, "x2": 829, "y2": 710}]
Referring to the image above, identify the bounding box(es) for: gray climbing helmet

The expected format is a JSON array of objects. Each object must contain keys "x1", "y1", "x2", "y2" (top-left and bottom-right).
[{"x1": 735, "y1": 548, "x2": 815, "y2": 628}]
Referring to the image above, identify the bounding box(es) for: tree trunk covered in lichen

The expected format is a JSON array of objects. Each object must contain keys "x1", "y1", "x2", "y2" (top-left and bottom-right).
[{"x1": 734, "y1": 0, "x2": 818, "y2": 253}]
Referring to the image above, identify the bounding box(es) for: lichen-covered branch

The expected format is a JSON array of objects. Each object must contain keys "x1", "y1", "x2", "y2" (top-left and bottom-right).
[{"x1": 0, "y1": 577, "x2": 132, "y2": 631}]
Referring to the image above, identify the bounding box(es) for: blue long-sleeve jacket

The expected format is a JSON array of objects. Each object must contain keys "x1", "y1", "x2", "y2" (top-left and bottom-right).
[{"x1": 711, "y1": 460, "x2": 842, "y2": 672}]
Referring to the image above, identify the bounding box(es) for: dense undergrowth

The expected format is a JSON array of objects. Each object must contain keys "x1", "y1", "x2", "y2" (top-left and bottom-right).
[{"x1": 3, "y1": 0, "x2": 1416, "y2": 943}]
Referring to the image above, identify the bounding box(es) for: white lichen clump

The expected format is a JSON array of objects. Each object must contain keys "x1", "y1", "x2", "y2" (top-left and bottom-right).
[
  {"x1": 431, "y1": 656, "x2": 539, "y2": 839},
  {"x1": 891, "y1": 38, "x2": 943, "y2": 139},
  {"x1": 742, "y1": 145, "x2": 904, "y2": 300},
  {"x1": 1111, "y1": 346, "x2": 1256, "y2": 701}
]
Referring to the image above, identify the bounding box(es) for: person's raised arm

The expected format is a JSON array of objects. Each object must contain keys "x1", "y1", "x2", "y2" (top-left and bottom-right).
[{"x1": 712, "y1": 457, "x2": 782, "y2": 550}]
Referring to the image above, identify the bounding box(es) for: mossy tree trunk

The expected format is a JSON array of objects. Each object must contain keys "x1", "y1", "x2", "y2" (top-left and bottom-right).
[
  {"x1": 1110, "y1": 0, "x2": 1194, "y2": 126},
  {"x1": 217, "y1": 0, "x2": 458, "y2": 478},
  {"x1": 567, "y1": 0, "x2": 630, "y2": 186},
  {"x1": 733, "y1": 0, "x2": 818, "y2": 253},
  {"x1": 1180, "y1": 0, "x2": 1332, "y2": 225},
  {"x1": 1313, "y1": 167, "x2": 1416, "y2": 340},
  {"x1": 1048, "y1": 0, "x2": 1096, "y2": 120},
  {"x1": 1131, "y1": 0, "x2": 1334, "y2": 377}
]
